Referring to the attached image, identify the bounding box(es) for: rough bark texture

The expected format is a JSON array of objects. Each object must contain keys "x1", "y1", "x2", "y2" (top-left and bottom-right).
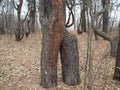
[
  {"x1": 113, "y1": 22, "x2": 120, "y2": 80},
  {"x1": 110, "y1": 37, "x2": 119, "y2": 57},
  {"x1": 102, "y1": 0, "x2": 109, "y2": 33},
  {"x1": 40, "y1": 0, "x2": 65, "y2": 88},
  {"x1": 113, "y1": 37, "x2": 120, "y2": 80},
  {"x1": 0, "y1": 11, "x2": 5, "y2": 34},
  {"x1": 81, "y1": 0, "x2": 86, "y2": 32},
  {"x1": 77, "y1": 0, "x2": 86, "y2": 34},
  {"x1": 60, "y1": 30, "x2": 80, "y2": 86}
]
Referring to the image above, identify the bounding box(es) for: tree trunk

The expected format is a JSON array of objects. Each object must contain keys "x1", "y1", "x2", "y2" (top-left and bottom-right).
[
  {"x1": 40, "y1": 0, "x2": 80, "y2": 88},
  {"x1": 113, "y1": 36, "x2": 120, "y2": 80},
  {"x1": 29, "y1": 0, "x2": 36, "y2": 32},
  {"x1": 81, "y1": 0, "x2": 86, "y2": 32},
  {"x1": 77, "y1": 0, "x2": 86, "y2": 34},
  {"x1": 110, "y1": 37, "x2": 119, "y2": 57},
  {"x1": 0, "y1": 6, "x2": 5, "y2": 34},
  {"x1": 15, "y1": 0, "x2": 24, "y2": 41},
  {"x1": 113, "y1": 22, "x2": 120, "y2": 80},
  {"x1": 40, "y1": 0, "x2": 65, "y2": 88},
  {"x1": 60, "y1": 30, "x2": 80, "y2": 86},
  {"x1": 15, "y1": 10, "x2": 24, "y2": 41},
  {"x1": 102, "y1": 0, "x2": 109, "y2": 34}
]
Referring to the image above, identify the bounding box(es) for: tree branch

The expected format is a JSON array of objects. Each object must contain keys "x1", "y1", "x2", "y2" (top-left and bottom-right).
[
  {"x1": 91, "y1": 9, "x2": 113, "y2": 41},
  {"x1": 13, "y1": 0, "x2": 18, "y2": 10}
]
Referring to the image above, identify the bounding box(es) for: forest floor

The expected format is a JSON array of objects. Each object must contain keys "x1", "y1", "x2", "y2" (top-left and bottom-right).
[{"x1": 0, "y1": 30, "x2": 120, "y2": 90}]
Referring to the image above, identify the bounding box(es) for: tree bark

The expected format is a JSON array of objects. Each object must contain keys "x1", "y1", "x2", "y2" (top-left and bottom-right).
[
  {"x1": 113, "y1": 37, "x2": 120, "y2": 80},
  {"x1": 29, "y1": 0, "x2": 36, "y2": 32},
  {"x1": 0, "y1": 13, "x2": 5, "y2": 34},
  {"x1": 110, "y1": 37, "x2": 119, "y2": 57},
  {"x1": 14, "y1": 0, "x2": 24, "y2": 41},
  {"x1": 113, "y1": 22, "x2": 120, "y2": 80},
  {"x1": 60, "y1": 30, "x2": 80, "y2": 86},
  {"x1": 77, "y1": 0, "x2": 86, "y2": 34},
  {"x1": 81, "y1": 0, "x2": 86, "y2": 32},
  {"x1": 40, "y1": 0, "x2": 80, "y2": 88},
  {"x1": 40, "y1": 0, "x2": 65, "y2": 88},
  {"x1": 102, "y1": 0, "x2": 109, "y2": 34}
]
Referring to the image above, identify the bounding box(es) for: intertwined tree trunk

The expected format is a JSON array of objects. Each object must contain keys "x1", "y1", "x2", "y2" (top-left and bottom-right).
[{"x1": 39, "y1": 0, "x2": 80, "y2": 88}]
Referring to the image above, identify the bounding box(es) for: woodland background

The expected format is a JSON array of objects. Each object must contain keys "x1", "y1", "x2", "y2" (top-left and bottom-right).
[{"x1": 0, "y1": 0, "x2": 120, "y2": 90}]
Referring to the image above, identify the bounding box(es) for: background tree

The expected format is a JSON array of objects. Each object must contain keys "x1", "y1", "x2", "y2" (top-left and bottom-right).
[
  {"x1": 102, "y1": 0, "x2": 109, "y2": 34},
  {"x1": 113, "y1": 22, "x2": 120, "y2": 80},
  {"x1": 0, "y1": 3, "x2": 5, "y2": 34},
  {"x1": 13, "y1": 0, "x2": 24, "y2": 41},
  {"x1": 80, "y1": 0, "x2": 86, "y2": 33},
  {"x1": 28, "y1": 0, "x2": 36, "y2": 32}
]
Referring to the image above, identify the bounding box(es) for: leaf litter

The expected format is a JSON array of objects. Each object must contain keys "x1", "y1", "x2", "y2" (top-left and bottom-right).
[{"x1": 0, "y1": 31, "x2": 120, "y2": 90}]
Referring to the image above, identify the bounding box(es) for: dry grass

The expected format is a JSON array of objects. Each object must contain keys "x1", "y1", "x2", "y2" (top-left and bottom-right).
[{"x1": 0, "y1": 30, "x2": 120, "y2": 90}]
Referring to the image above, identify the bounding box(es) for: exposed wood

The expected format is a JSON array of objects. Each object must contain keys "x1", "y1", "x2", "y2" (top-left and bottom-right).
[{"x1": 40, "y1": 0, "x2": 65, "y2": 88}]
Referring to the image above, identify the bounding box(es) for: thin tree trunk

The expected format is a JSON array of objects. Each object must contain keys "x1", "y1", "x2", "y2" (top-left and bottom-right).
[
  {"x1": 110, "y1": 37, "x2": 119, "y2": 57},
  {"x1": 0, "y1": 13, "x2": 5, "y2": 34},
  {"x1": 14, "y1": 0, "x2": 24, "y2": 41},
  {"x1": 60, "y1": 30, "x2": 80, "y2": 86},
  {"x1": 77, "y1": 0, "x2": 86, "y2": 34},
  {"x1": 81, "y1": 0, "x2": 86, "y2": 32},
  {"x1": 113, "y1": 22, "x2": 120, "y2": 80},
  {"x1": 102, "y1": 0, "x2": 109, "y2": 34},
  {"x1": 113, "y1": 37, "x2": 120, "y2": 80},
  {"x1": 29, "y1": 0, "x2": 36, "y2": 32}
]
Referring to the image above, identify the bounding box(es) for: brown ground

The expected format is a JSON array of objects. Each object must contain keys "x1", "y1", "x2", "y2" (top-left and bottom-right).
[{"x1": 0, "y1": 31, "x2": 120, "y2": 90}]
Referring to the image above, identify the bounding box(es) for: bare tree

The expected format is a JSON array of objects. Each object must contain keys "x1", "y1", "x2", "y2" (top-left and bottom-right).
[
  {"x1": 13, "y1": 0, "x2": 24, "y2": 41},
  {"x1": 0, "y1": 4, "x2": 5, "y2": 34},
  {"x1": 81, "y1": 0, "x2": 86, "y2": 32},
  {"x1": 28, "y1": 0, "x2": 36, "y2": 32}
]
